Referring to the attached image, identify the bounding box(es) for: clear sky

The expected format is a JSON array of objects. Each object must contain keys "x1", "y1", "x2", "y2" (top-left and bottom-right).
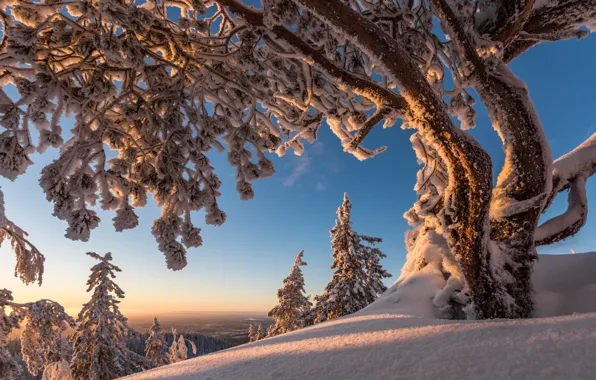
[{"x1": 1, "y1": 24, "x2": 595, "y2": 317}]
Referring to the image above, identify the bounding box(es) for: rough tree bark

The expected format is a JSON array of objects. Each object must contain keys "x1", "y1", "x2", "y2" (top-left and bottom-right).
[
  {"x1": 430, "y1": 0, "x2": 551, "y2": 318},
  {"x1": 291, "y1": 0, "x2": 507, "y2": 318}
]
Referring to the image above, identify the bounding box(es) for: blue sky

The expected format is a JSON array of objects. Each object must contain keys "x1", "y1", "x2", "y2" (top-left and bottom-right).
[{"x1": 1, "y1": 21, "x2": 595, "y2": 315}]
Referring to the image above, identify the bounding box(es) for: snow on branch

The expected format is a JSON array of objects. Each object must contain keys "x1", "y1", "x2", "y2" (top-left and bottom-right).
[
  {"x1": 0, "y1": 289, "x2": 74, "y2": 378},
  {"x1": 0, "y1": 186, "x2": 44, "y2": 285},
  {"x1": 536, "y1": 132, "x2": 596, "y2": 246},
  {"x1": 501, "y1": 0, "x2": 596, "y2": 62},
  {"x1": 0, "y1": 0, "x2": 425, "y2": 269}
]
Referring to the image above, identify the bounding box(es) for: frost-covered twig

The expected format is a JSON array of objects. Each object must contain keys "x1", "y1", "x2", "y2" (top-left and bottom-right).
[{"x1": 0, "y1": 186, "x2": 44, "y2": 285}]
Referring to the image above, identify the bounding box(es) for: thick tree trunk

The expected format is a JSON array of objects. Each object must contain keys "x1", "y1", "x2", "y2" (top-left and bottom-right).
[
  {"x1": 475, "y1": 63, "x2": 551, "y2": 318},
  {"x1": 431, "y1": 0, "x2": 552, "y2": 318},
  {"x1": 292, "y1": 0, "x2": 511, "y2": 319}
]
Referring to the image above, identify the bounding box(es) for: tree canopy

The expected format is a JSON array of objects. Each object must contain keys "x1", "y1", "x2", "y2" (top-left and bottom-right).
[{"x1": 0, "y1": 0, "x2": 595, "y2": 319}]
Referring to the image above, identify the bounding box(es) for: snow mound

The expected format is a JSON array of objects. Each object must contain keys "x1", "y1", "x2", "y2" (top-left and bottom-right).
[
  {"x1": 366, "y1": 251, "x2": 596, "y2": 319},
  {"x1": 123, "y1": 253, "x2": 596, "y2": 380}
]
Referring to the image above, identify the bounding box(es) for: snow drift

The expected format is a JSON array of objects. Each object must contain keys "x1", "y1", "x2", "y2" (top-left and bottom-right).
[{"x1": 123, "y1": 252, "x2": 596, "y2": 380}]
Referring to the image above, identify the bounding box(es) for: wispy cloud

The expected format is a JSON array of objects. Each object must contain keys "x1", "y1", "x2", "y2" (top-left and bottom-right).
[
  {"x1": 282, "y1": 142, "x2": 327, "y2": 187},
  {"x1": 283, "y1": 154, "x2": 312, "y2": 187}
]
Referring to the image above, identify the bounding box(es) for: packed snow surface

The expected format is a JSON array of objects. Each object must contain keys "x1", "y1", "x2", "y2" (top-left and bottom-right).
[{"x1": 123, "y1": 253, "x2": 596, "y2": 380}]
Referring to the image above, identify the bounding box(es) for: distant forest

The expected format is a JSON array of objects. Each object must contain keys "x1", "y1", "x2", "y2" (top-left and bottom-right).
[{"x1": 8, "y1": 332, "x2": 229, "y2": 380}]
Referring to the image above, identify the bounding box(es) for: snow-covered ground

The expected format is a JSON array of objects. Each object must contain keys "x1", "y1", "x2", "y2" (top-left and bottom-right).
[{"x1": 123, "y1": 252, "x2": 596, "y2": 380}]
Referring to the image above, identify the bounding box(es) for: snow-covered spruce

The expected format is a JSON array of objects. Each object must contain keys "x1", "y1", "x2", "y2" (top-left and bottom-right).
[
  {"x1": 255, "y1": 324, "x2": 264, "y2": 342},
  {"x1": 0, "y1": 289, "x2": 74, "y2": 380},
  {"x1": 247, "y1": 324, "x2": 257, "y2": 343},
  {"x1": 169, "y1": 329, "x2": 197, "y2": 364},
  {"x1": 314, "y1": 193, "x2": 390, "y2": 322},
  {"x1": 70, "y1": 252, "x2": 149, "y2": 379},
  {"x1": 0, "y1": 0, "x2": 595, "y2": 319},
  {"x1": 145, "y1": 317, "x2": 170, "y2": 368},
  {"x1": 267, "y1": 250, "x2": 313, "y2": 337}
]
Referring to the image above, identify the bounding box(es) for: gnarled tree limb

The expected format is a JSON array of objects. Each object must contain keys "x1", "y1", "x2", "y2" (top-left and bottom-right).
[
  {"x1": 537, "y1": 132, "x2": 596, "y2": 245},
  {"x1": 502, "y1": 0, "x2": 596, "y2": 62}
]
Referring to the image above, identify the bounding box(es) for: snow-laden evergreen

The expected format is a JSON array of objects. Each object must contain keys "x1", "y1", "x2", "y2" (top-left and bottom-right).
[
  {"x1": 0, "y1": 289, "x2": 74, "y2": 380},
  {"x1": 70, "y1": 252, "x2": 148, "y2": 379},
  {"x1": 267, "y1": 251, "x2": 313, "y2": 337},
  {"x1": 314, "y1": 193, "x2": 390, "y2": 322},
  {"x1": 247, "y1": 324, "x2": 257, "y2": 343},
  {"x1": 145, "y1": 317, "x2": 170, "y2": 368},
  {"x1": 255, "y1": 324, "x2": 264, "y2": 342},
  {"x1": 248, "y1": 324, "x2": 265, "y2": 342},
  {"x1": 0, "y1": 290, "x2": 21, "y2": 380},
  {"x1": 169, "y1": 329, "x2": 197, "y2": 364}
]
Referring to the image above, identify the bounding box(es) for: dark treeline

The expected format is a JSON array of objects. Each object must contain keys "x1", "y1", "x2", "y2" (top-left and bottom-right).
[
  {"x1": 126, "y1": 331, "x2": 229, "y2": 357},
  {"x1": 8, "y1": 332, "x2": 229, "y2": 379}
]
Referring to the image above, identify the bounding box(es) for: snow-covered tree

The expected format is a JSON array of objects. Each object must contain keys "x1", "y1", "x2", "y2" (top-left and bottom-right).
[
  {"x1": 267, "y1": 250, "x2": 312, "y2": 337},
  {"x1": 254, "y1": 324, "x2": 264, "y2": 342},
  {"x1": 360, "y1": 235, "x2": 391, "y2": 303},
  {"x1": 1, "y1": 0, "x2": 595, "y2": 319},
  {"x1": 145, "y1": 317, "x2": 170, "y2": 368},
  {"x1": 0, "y1": 290, "x2": 21, "y2": 380},
  {"x1": 0, "y1": 289, "x2": 74, "y2": 380},
  {"x1": 0, "y1": 186, "x2": 44, "y2": 285},
  {"x1": 70, "y1": 252, "x2": 148, "y2": 380},
  {"x1": 247, "y1": 324, "x2": 257, "y2": 343},
  {"x1": 169, "y1": 329, "x2": 197, "y2": 363},
  {"x1": 314, "y1": 193, "x2": 390, "y2": 322}
]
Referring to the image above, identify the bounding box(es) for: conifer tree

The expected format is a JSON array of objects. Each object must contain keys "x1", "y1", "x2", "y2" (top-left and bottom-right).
[
  {"x1": 169, "y1": 329, "x2": 197, "y2": 363},
  {"x1": 247, "y1": 324, "x2": 257, "y2": 343},
  {"x1": 1, "y1": 290, "x2": 22, "y2": 380},
  {"x1": 254, "y1": 324, "x2": 264, "y2": 342},
  {"x1": 1, "y1": 289, "x2": 74, "y2": 380},
  {"x1": 314, "y1": 193, "x2": 390, "y2": 322},
  {"x1": 145, "y1": 317, "x2": 170, "y2": 368},
  {"x1": 360, "y1": 236, "x2": 392, "y2": 304},
  {"x1": 70, "y1": 252, "x2": 148, "y2": 380},
  {"x1": 267, "y1": 251, "x2": 313, "y2": 337}
]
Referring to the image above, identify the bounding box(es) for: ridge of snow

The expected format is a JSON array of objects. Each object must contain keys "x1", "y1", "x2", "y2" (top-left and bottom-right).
[{"x1": 122, "y1": 252, "x2": 596, "y2": 380}]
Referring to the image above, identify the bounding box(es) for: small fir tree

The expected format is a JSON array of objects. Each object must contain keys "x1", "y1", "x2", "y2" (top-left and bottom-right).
[
  {"x1": 247, "y1": 324, "x2": 257, "y2": 343},
  {"x1": 254, "y1": 324, "x2": 264, "y2": 342},
  {"x1": 267, "y1": 251, "x2": 313, "y2": 337},
  {"x1": 70, "y1": 252, "x2": 148, "y2": 380},
  {"x1": 169, "y1": 329, "x2": 197, "y2": 363},
  {"x1": 360, "y1": 235, "x2": 392, "y2": 303},
  {"x1": 314, "y1": 193, "x2": 390, "y2": 322},
  {"x1": 145, "y1": 317, "x2": 170, "y2": 368}
]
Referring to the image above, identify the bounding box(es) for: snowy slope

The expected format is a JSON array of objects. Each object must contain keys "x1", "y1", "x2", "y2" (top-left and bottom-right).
[
  {"x1": 533, "y1": 252, "x2": 596, "y2": 317},
  {"x1": 123, "y1": 253, "x2": 596, "y2": 380}
]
